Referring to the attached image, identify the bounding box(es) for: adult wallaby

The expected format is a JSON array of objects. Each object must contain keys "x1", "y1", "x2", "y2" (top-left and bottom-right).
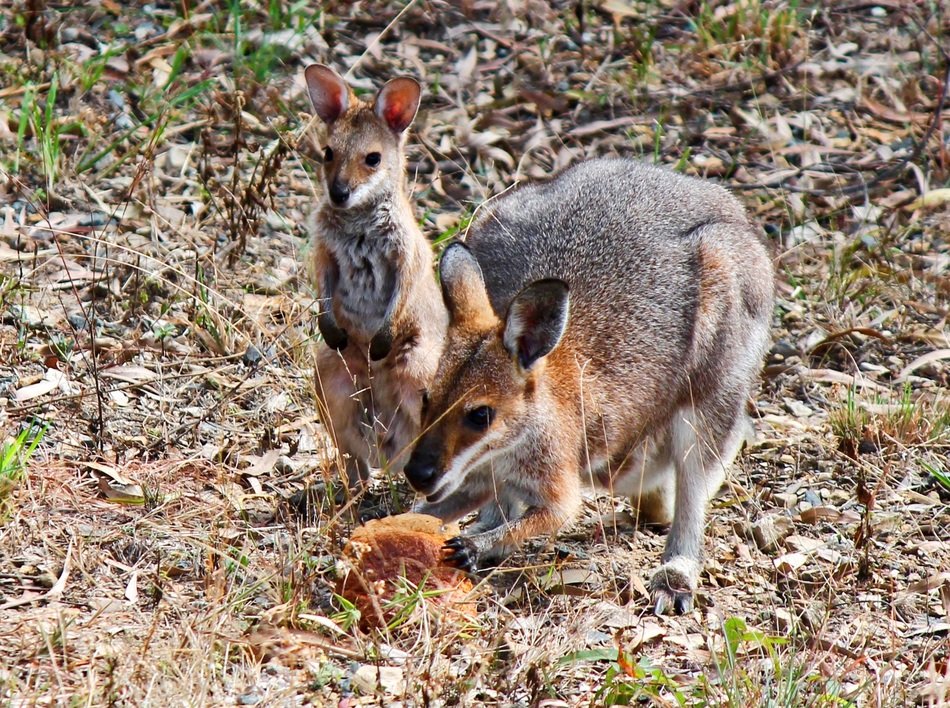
[
  {"x1": 404, "y1": 158, "x2": 774, "y2": 614},
  {"x1": 304, "y1": 64, "x2": 446, "y2": 487}
]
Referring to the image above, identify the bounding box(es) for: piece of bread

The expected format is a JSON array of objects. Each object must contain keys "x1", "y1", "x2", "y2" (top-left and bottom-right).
[{"x1": 336, "y1": 513, "x2": 475, "y2": 629}]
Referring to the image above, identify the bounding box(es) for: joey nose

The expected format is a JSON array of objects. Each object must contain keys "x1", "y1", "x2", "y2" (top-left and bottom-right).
[
  {"x1": 404, "y1": 446, "x2": 438, "y2": 493},
  {"x1": 329, "y1": 180, "x2": 350, "y2": 205}
]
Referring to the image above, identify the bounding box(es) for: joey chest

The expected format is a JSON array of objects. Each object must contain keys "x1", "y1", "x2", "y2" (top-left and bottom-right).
[{"x1": 325, "y1": 228, "x2": 401, "y2": 335}]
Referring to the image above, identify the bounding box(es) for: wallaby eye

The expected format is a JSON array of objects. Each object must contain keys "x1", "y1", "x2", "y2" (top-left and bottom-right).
[
  {"x1": 464, "y1": 405, "x2": 495, "y2": 431},
  {"x1": 323, "y1": 146, "x2": 334, "y2": 162},
  {"x1": 365, "y1": 152, "x2": 381, "y2": 167}
]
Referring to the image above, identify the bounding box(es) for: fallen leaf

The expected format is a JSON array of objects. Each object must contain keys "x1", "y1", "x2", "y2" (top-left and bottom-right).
[
  {"x1": 904, "y1": 572, "x2": 950, "y2": 595},
  {"x1": 125, "y1": 571, "x2": 139, "y2": 604},
  {"x1": 797, "y1": 507, "x2": 861, "y2": 525},
  {"x1": 774, "y1": 551, "x2": 809, "y2": 573},
  {"x1": 784, "y1": 535, "x2": 825, "y2": 553},
  {"x1": 352, "y1": 664, "x2": 405, "y2": 695},
  {"x1": 896, "y1": 349, "x2": 950, "y2": 382},
  {"x1": 100, "y1": 365, "x2": 158, "y2": 384},
  {"x1": 241, "y1": 449, "x2": 280, "y2": 477},
  {"x1": 97, "y1": 475, "x2": 145, "y2": 505},
  {"x1": 14, "y1": 368, "x2": 68, "y2": 401}
]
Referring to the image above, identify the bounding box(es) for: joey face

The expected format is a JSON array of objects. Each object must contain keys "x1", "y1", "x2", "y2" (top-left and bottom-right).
[
  {"x1": 321, "y1": 112, "x2": 400, "y2": 209},
  {"x1": 404, "y1": 243, "x2": 570, "y2": 502},
  {"x1": 304, "y1": 65, "x2": 420, "y2": 211}
]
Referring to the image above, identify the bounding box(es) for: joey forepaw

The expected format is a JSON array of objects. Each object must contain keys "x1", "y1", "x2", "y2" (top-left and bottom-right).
[
  {"x1": 369, "y1": 327, "x2": 394, "y2": 361},
  {"x1": 318, "y1": 313, "x2": 349, "y2": 351},
  {"x1": 442, "y1": 536, "x2": 479, "y2": 573}
]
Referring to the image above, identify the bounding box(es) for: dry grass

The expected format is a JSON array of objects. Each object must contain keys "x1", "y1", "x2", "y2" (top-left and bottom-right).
[{"x1": 0, "y1": 0, "x2": 948, "y2": 705}]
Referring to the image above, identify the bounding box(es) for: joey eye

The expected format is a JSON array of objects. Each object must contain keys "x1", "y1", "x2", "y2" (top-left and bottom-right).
[
  {"x1": 464, "y1": 405, "x2": 495, "y2": 431},
  {"x1": 420, "y1": 390, "x2": 430, "y2": 414},
  {"x1": 365, "y1": 152, "x2": 381, "y2": 167},
  {"x1": 323, "y1": 147, "x2": 334, "y2": 162}
]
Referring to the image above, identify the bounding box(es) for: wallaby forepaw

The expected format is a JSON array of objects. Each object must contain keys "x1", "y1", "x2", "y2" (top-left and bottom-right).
[
  {"x1": 442, "y1": 536, "x2": 478, "y2": 573},
  {"x1": 650, "y1": 559, "x2": 699, "y2": 616}
]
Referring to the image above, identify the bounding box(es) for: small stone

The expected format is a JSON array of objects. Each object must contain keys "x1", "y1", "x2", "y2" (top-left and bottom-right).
[
  {"x1": 771, "y1": 339, "x2": 798, "y2": 358},
  {"x1": 352, "y1": 664, "x2": 405, "y2": 695},
  {"x1": 750, "y1": 514, "x2": 793, "y2": 552},
  {"x1": 7, "y1": 305, "x2": 45, "y2": 327},
  {"x1": 242, "y1": 344, "x2": 263, "y2": 367},
  {"x1": 67, "y1": 312, "x2": 89, "y2": 331},
  {"x1": 773, "y1": 492, "x2": 799, "y2": 508}
]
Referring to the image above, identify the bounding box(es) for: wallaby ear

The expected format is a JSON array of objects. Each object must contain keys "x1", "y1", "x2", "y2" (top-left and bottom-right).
[
  {"x1": 439, "y1": 243, "x2": 496, "y2": 329},
  {"x1": 375, "y1": 77, "x2": 421, "y2": 134},
  {"x1": 304, "y1": 64, "x2": 350, "y2": 124},
  {"x1": 503, "y1": 280, "x2": 570, "y2": 371}
]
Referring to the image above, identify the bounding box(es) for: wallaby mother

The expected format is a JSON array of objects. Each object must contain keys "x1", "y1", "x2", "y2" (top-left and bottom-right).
[
  {"x1": 305, "y1": 64, "x2": 446, "y2": 486},
  {"x1": 406, "y1": 158, "x2": 774, "y2": 614}
]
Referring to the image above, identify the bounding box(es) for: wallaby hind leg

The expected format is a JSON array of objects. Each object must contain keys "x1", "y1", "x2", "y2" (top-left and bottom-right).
[
  {"x1": 315, "y1": 346, "x2": 373, "y2": 487},
  {"x1": 374, "y1": 337, "x2": 444, "y2": 474},
  {"x1": 651, "y1": 405, "x2": 747, "y2": 615}
]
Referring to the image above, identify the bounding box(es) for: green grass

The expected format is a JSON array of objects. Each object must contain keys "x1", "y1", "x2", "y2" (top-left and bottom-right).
[
  {"x1": 561, "y1": 616, "x2": 850, "y2": 706},
  {"x1": 0, "y1": 421, "x2": 48, "y2": 519},
  {"x1": 692, "y1": 0, "x2": 805, "y2": 69},
  {"x1": 832, "y1": 383, "x2": 950, "y2": 456},
  {"x1": 331, "y1": 593, "x2": 362, "y2": 632},
  {"x1": 432, "y1": 208, "x2": 474, "y2": 248},
  {"x1": 923, "y1": 460, "x2": 950, "y2": 494}
]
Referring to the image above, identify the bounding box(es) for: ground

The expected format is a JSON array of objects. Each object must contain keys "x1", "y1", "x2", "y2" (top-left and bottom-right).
[{"x1": 0, "y1": 1, "x2": 948, "y2": 706}]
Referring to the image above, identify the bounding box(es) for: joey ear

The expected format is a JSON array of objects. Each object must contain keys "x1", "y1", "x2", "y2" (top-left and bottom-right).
[
  {"x1": 439, "y1": 243, "x2": 496, "y2": 329},
  {"x1": 304, "y1": 64, "x2": 350, "y2": 124},
  {"x1": 503, "y1": 279, "x2": 570, "y2": 371},
  {"x1": 375, "y1": 77, "x2": 421, "y2": 134}
]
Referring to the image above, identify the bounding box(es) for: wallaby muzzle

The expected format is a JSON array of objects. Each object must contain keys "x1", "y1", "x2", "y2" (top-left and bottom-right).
[{"x1": 404, "y1": 440, "x2": 440, "y2": 494}]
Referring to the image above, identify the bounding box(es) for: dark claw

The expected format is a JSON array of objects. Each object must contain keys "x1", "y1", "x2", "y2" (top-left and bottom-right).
[
  {"x1": 442, "y1": 536, "x2": 478, "y2": 573},
  {"x1": 369, "y1": 329, "x2": 393, "y2": 361},
  {"x1": 318, "y1": 314, "x2": 348, "y2": 351},
  {"x1": 652, "y1": 589, "x2": 694, "y2": 616}
]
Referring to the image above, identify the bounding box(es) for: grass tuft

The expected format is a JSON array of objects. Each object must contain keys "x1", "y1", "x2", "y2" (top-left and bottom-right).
[{"x1": 0, "y1": 421, "x2": 47, "y2": 520}]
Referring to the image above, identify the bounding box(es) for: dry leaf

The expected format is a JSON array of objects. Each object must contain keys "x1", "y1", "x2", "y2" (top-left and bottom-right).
[
  {"x1": 774, "y1": 551, "x2": 809, "y2": 573},
  {"x1": 352, "y1": 665, "x2": 405, "y2": 695},
  {"x1": 241, "y1": 449, "x2": 280, "y2": 477},
  {"x1": 97, "y1": 475, "x2": 145, "y2": 504},
  {"x1": 125, "y1": 571, "x2": 139, "y2": 604},
  {"x1": 100, "y1": 365, "x2": 158, "y2": 384},
  {"x1": 896, "y1": 349, "x2": 950, "y2": 382},
  {"x1": 14, "y1": 368, "x2": 68, "y2": 401}
]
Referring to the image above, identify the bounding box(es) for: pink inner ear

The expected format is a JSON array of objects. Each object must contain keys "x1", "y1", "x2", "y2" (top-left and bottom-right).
[
  {"x1": 305, "y1": 65, "x2": 348, "y2": 124},
  {"x1": 378, "y1": 80, "x2": 419, "y2": 133},
  {"x1": 328, "y1": 85, "x2": 344, "y2": 115},
  {"x1": 384, "y1": 98, "x2": 408, "y2": 130}
]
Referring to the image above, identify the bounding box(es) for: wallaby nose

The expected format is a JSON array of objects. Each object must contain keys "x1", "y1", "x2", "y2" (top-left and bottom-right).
[
  {"x1": 329, "y1": 180, "x2": 350, "y2": 205},
  {"x1": 404, "y1": 444, "x2": 439, "y2": 493}
]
